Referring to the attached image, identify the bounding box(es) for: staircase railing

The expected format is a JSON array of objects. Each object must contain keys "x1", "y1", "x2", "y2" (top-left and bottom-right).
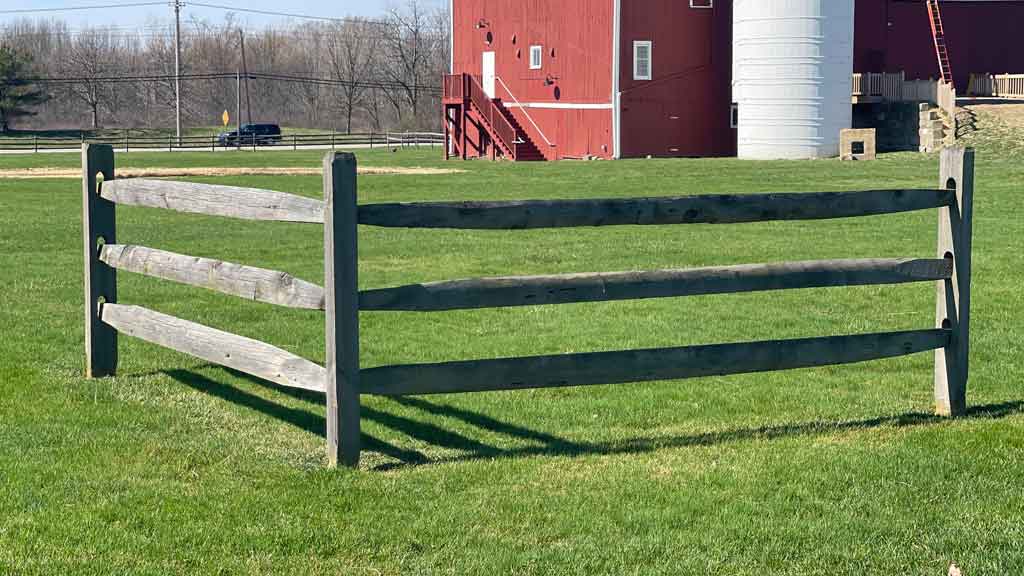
[
  {"x1": 443, "y1": 74, "x2": 466, "y2": 101},
  {"x1": 495, "y1": 76, "x2": 555, "y2": 149},
  {"x1": 462, "y1": 74, "x2": 520, "y2": 159}
]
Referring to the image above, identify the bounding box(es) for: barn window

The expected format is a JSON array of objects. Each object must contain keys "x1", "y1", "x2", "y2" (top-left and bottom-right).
[
  {"x1": 633, "y1": 41, "x2": 652, "y2": 81},
  {"x1": 529, "y1": 45, "x2": 543, "y2": 70},
  {"x1": 690, "y1": 0, "x2": 713, "y2": 8}
]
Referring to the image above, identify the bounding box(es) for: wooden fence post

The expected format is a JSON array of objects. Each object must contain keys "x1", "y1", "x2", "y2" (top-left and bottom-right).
[
  {"x1": 82, "y1": 143, "x2": 117, "y2": 377},
  {"x1": 935, "y1": 147, "x2": 974, "y2": 416},
  {"x1": 323, "y1": 152, "x2": 361, "y2": 467}
]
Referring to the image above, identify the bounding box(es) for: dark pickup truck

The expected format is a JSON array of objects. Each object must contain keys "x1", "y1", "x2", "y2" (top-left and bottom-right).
[{"x1": 218, "y1": 123, "x2": 282, "y2": 146}]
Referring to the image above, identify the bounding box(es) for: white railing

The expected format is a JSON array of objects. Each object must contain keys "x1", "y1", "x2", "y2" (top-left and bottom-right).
[
  {"x1": 853, "y1": 72, "x2": 956, "y2": 121},
  {"x1": 494, "y1": 76, "x2": 556, "y2": 148},
  {"x1": 968, "y1": 73, "x2": 1024, "y2": 98}
]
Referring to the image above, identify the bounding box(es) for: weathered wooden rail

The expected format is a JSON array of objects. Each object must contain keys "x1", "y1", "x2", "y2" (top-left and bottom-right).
[{"x1": 83, "y1": 144, "x2": 975, "y2": 467}]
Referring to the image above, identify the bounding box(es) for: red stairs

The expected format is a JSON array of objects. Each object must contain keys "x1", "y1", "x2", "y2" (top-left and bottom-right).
[
  {"x1": 443, "y1": 73, "x2": 545, "y2": 161},
  {"x1": 926, "y1": 0, "x2": 953, "y2": 85}
]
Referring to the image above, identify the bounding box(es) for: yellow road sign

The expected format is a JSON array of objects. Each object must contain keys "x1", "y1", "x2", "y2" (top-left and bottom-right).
[{"x1": 222, "y1": 110, "x2": 230, "y2": 126}]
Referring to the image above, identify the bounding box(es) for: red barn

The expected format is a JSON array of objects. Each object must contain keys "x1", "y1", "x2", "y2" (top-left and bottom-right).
[
  {"x1": 855, "y1": 0, "x2": 1024, "y2": 93},
  {"x1": 444, "y1": 0, "x2": 1024, "y2": 161}
]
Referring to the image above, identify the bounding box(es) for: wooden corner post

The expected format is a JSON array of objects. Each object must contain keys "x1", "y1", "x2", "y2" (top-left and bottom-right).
[
  {"x1": 83, "y1": 143, "x2": 117, "y2": 378},
  {"x1": 324, "y1": 152, "x2": 361, "y2": 467},
  {"x1": 935, "y1": 147, "x2": 974, "y2": 416}
]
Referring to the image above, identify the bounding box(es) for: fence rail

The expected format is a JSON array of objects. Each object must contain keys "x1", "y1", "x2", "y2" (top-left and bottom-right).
[
  {"x1": 362, "y1": 329, "x2": 953, "y2": 396},
  {"x1": 2, "y1": 131, "x2": 442, "y2": 152},
  {"x1": 357, "y1": 189, "x2": 955, "y2": 229},
  {"x1": 967, "y1": 73, "x2": 1024, "y2": 99},
  {"x1": 82, "y1": 145, "x2": 976, "y2": 468}
]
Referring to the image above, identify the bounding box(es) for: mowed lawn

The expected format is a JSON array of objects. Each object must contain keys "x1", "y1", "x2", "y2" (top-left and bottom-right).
[{"x1": 1, "y1": 145, "x2": 1023, "y2": 575}]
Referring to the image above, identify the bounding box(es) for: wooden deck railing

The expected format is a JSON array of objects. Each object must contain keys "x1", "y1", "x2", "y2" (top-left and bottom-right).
[
  {"x1": 84, "y1": 145, "x2": 976, "y2": 467},
  {"x1": 852, "y1": 72, "x2": 958, "y2": 111},
  {"x1": 968, "y1": 73, "x2": 1024, "y2": 99},
  {"x1": 853, "y1": 71, "x2": 957, "y2": 133}
]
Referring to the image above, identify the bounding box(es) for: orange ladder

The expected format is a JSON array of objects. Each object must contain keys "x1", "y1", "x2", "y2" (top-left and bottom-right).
[{"x1": 926, "y1": 0, "x2": 953, "y2": 84}]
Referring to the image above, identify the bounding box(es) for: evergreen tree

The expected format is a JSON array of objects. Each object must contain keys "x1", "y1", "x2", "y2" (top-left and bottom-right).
[{"x1": 0, "y1": 45, "x2": 47, "y2": 133}]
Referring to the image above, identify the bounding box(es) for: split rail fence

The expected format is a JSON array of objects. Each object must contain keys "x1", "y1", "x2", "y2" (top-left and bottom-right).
[
  {"x1": 84, "y1": 144, "x2": 975, "y2": 467},
  {"x1": 4, "y1": 131, "x2": 442, "y2": 153}
]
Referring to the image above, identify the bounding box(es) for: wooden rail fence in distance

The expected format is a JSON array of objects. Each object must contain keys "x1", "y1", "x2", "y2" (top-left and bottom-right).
[{"x1": 83, "y1": 145, "x2": 976, "y2": 467}]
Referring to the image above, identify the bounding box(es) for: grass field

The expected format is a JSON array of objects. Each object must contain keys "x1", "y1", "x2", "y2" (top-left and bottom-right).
[
  {"x1": 0, "y1": 125, "x2": 339, "y2": 141},
  {"x1": 1, "y1": 139, "x2": 1023, "y2": 574}
]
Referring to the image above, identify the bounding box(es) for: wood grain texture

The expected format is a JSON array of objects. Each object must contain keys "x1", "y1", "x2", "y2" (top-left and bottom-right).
[
  {"x1": 100, "y1": 178, "x2": 324, "y2": 223},
  {"x1": 324, "y1": 152, "x2": 361, "y2": 468},
  {"x1": 99, "y1": 244, "x2": 325, "y2": 310},
  {"x1": 935, "y1": 147, "x2": 975, "y2": 416},
  {"x1": 82, "y1": 144, "x2": 117, "y2": 377},
  {"x1": 359, "y1": 258, "x2": 953, "y2": 312},
  {"x1": 362, "y1": 329, "x2": 952, "y2": 396},
  {"x1": 100, "y1": 303, "x2": 326, "y2": 393},
  {"x1": 357, "y1": 189, "x2": 955, "y2": 229}
]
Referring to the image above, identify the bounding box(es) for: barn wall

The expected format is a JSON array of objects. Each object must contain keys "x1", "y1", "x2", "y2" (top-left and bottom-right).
[
  {"x1": 452, "y1": 0, "x2": 614, "y2": 159},
  {"x1": 619, "y1": 0, "x2": 736, "y2": 158},
  {"x1": 854, "y1": 0, "x2": 1024, "y2": 92}
]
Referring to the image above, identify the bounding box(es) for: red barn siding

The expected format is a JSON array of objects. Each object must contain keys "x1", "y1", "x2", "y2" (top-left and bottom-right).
[
  {"x1": 452, "y1": 0, "x2": 614, "y2": 159},
  {"x1": 619, "y1": 0, "x2": 735, "y2": 157},
  {"x1": 449, "y1": 0, "x2": 1024, "y2": 163},
  {"x1": 854, "y1": 0, "x2": 1024, "y2": 91}
]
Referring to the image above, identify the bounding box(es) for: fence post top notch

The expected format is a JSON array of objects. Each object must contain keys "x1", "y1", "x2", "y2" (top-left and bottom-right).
[{"x1": 324, "y1": 151, "x2": 357, "y2": 169}]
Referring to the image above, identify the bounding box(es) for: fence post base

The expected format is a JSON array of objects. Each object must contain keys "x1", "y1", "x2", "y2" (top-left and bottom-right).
[{"x1": 935, "y1": 147, "x2": 974, "y2": 417}]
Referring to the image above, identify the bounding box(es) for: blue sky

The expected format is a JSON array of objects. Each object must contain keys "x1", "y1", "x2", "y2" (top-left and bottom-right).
[{"x1": 1, "y1": 0, "x2": 446, "y2": 30}]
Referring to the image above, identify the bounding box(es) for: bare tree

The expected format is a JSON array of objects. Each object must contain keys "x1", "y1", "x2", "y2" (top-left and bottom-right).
[
  {"x1": 59, "y1": 29, "x2": 123, "y2": 128},
  {"x1": 326, "y1": 19, "x2": 378, "y2": 133},
  {"x1": 383, "y1": 0, "x2": 433, "y2": 124},
  {"x1": 4, "y1": 5, "x2": 452, "y2": 133}
]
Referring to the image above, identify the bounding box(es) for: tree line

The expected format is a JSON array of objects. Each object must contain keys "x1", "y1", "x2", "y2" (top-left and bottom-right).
[{"x1": 0, "y1": 0, "x2": 449, "y2": 134}]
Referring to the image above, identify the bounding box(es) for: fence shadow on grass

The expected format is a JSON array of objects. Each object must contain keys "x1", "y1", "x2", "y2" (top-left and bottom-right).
[
  {"x1": 165, "y1": 368, "x2": 430, "y2": 466},
  {"x1": 165, "y1": 367, "x2": 1024, "y2": 472}
]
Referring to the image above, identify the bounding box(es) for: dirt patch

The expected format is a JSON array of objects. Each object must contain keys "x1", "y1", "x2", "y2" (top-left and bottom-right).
[
  {"x1": 969, "y1": 103, "x2": 1024, "y2": 129},
  {"x1": 958, "y1": 101, "x2": 1024, "y2": 155},
  {"x1": 0, "y1": 165, "x2": 464, "y2": 179}
]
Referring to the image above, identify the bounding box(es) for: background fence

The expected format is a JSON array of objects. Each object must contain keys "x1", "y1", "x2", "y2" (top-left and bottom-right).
[
  {"x1": 2, "y1": 131, "x2": 442, "y2": 152},
  {"x1": 83, "y1": 145, "x2": 975, "y2": 467}
]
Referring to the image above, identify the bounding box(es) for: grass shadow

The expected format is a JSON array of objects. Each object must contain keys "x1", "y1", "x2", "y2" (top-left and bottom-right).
[
  {"x1": 165, "y1": 369, "x2": 429, "y2": 466},
  {"x1": 164, "y1": 367, "x2": 1024, "y2": 471}
]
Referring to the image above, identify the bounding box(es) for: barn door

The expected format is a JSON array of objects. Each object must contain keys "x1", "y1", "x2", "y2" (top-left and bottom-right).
[{"x1": 482, "y1": 51, "x2": 496, "y2": 98}]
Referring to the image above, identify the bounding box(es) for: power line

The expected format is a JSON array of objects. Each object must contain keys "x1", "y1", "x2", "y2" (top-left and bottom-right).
[
  {"x1": 0, "y1": 2, "x2": 166, "y2": 14},
  {"x1": 187, "y1": 2, "x2": 390, "y2": 26},
  {"x1": 3, "y1": 71, "x2": 444, "y2": 94}
]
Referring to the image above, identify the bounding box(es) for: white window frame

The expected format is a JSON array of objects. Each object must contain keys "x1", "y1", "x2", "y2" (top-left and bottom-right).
[
  {"x1": 633, "y1": 40, "x2": 652, "y2": 81},
  {"x1": 690, "y1": 0, "x2": 713, "y2": 8},
  {"x1": 529, "y1": 45, "x2": 543, "y2": 70}
]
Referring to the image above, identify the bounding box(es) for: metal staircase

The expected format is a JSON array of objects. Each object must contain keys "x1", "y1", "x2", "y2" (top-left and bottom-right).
[{"x1": 926, "y1": 0, "x2": 953, "y2": 84}]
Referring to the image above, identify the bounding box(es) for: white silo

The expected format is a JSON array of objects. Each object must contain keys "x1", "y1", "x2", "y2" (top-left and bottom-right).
[{"x1": 732, "y1": 0, "x2": 855, "y2": 159}]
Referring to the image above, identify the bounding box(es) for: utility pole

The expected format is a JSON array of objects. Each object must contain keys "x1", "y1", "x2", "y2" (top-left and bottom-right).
[
  {"x1": 173, "y1": 0, "x2": 182, "y2": 145},
  {"x1": 236, "y1": 69, "x2": 241, "y2": 149},
  {"x1": 238, "y1": 29, "x2": 253, "y2": 125}
]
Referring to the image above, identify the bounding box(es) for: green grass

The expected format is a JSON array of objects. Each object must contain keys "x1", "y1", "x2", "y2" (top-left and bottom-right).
[
  {"x1": 0, "y1": 146, "x2": 446, "y2": 170},
  {"x1": 0, "y1": 125, "x2": 340, "y2": 140},
  {"x1": 2, "y1": 144, "x2": 1023, "y2": 575}
]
